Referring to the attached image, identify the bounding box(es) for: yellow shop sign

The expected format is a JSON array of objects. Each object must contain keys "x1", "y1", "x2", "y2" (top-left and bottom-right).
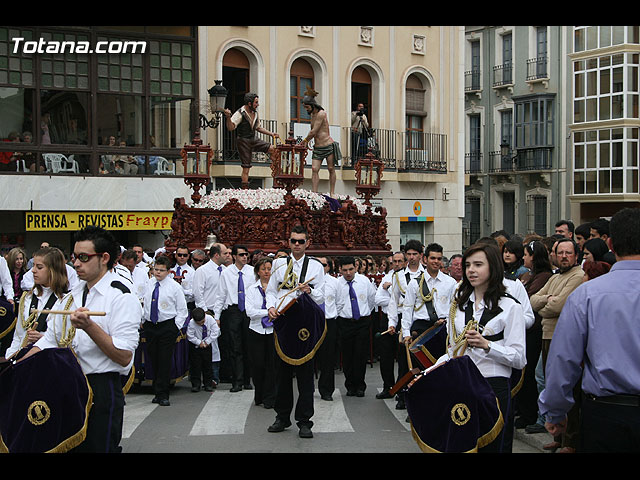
[{"x1": 25, "y1": 211, "x2": 173, "y2": 231}]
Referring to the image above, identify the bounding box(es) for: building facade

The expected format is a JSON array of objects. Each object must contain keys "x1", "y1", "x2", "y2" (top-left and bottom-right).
[
  {"x1": 568, "y1": 26, "x2": 640, "y2": 222},
  {"x1": 463, "y1": 26, "x2": 571, "y2": 247},
  {"x1": 0, "y1": 26, "x2": 467, "y2": 257}
]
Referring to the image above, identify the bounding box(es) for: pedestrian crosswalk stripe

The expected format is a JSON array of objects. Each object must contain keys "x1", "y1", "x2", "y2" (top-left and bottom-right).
[
  {"x1": 189, "y1": 390, "x2": 254, "y2": 436},
  {"x1": 311, "y1": 390, "x2": 354, "y2": 433},
  {"x1": 122, "y1": 394, "x2": 159, "y2": 439}
]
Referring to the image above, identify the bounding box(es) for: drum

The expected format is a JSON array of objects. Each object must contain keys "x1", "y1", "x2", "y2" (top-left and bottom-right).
[
  {"x1": 0, "y1": 347, "x2": 92, "y2": 453},
  {"x1": 404, "y1": 356, "x2": 504, "y2": 453}
]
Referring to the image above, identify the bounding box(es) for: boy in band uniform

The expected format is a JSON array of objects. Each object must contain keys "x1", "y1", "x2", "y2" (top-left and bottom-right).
[
  {"x1": 187, "y1": 307, "x2": 219, "y2": 392},
  {"x1": 142, "y1": 255, "x2": 188, "y2": 406}
]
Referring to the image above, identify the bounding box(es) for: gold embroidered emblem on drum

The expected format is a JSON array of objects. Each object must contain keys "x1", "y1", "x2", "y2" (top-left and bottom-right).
[
  {"x1": 27, "y1": 400, "x2": 51, "y2": 426},
  {"x1": 298, "y1": 328, "x2": 310, "y2": 341},
  {"x1": 451, "y1": 403, "x2": 471, "y2": 426}
]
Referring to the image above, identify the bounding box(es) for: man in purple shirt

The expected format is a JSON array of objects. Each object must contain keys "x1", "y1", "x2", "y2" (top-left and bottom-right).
[{"x1": 538, "y1": 207, "x2": 640, "y2": 452}]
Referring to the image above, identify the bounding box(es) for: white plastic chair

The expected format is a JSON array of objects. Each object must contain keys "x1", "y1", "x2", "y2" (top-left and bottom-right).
[
  {"x1": 43, "y1": 153, "x2": 78, "y2": 174},
  {"x1": 154, "y1": 156, "x2": 175, "y2": 175}
]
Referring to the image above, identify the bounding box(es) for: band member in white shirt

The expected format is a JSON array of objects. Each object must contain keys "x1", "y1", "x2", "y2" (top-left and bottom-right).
[
  {"x1": 335, "y1": 256, "x2": 376, "y2": 397},
  {"x1": 186, "y1": 307, "x2": 219, "y2": 392},
  {"x1": 374, "y1": 251, "x2": 407, "y2": 399},
  {"x1": 25, "y1": 226, "x2": 142, "y2": 453},
  {"x1": 142, "y1": 255, "x2": 188, "y2": 406},
  {"x1": 172, "y1": 245, "x2": 196, "y2": 310},
  {"x1": 213, "y1": 244, "x2": 255, "y2": 392},
  {"x1": 315, "y1": 256, "x2": 339, "y2": 401},
  {"x1": 192, "y1": 243, "x2": 228, "y2": 315},
  {"x1": 265, "y1": 225, "x2": 325, "y2": 439}
]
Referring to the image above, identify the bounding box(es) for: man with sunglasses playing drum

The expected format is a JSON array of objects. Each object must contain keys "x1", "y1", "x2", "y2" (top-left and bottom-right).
[{"x1": 24, "y1": 225, "x2": 142, "y2": 453}]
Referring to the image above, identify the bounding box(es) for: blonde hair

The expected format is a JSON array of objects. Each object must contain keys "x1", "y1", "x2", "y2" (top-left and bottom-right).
[
  {"x1": 6, "y1": 247, "x2": 27, "y2": 273},
  {"x1": 31, "y1": 247, "x2": 69, "y2": 299}
]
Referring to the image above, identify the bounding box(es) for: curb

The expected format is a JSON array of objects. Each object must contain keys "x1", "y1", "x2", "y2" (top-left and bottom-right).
[{"x1": 514, "y1": 427, "x2": 554, "y2": 453}]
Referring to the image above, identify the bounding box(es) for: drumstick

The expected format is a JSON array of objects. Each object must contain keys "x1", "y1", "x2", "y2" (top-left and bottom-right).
[
  {"x1": 31, "y1": 309, "x2": 106, "y2": 316},
  {"x1": 374, "y1": 327, "x2": 393, "y2": 338},
  {"x1": 274, "y1": 276, "x2": 316, "y2": 315},
  {"x1": 405, "y1": 342, "x2": 413, "y2": 370}
]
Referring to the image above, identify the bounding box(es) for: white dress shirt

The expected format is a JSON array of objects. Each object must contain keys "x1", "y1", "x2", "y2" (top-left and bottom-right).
[
  {"x1": 35, "y1": 271, "x2": 142, "y2": 376},
  {"x1": 503, "y1": 278, "x2": 535, "y2": 329},
  {"x1": 186, "y1": 314, "x2": 220, "y2": 347},
  {"x1": 192, "y1": 260, "x2": 225, "y2": 310},
  {"x1": 335, "y1": 273, "x2": 377, "y2": 319},
  {"x1": 245, "y1": 281, "x2": 273, "y2": 334},
  {"x1": 130, "y1": 266, "x2": 149, "y2": 302},
  {"x1": 265, "y1": 254, "x2": 325, "y2": 312},
  {"x1": 442, "y1": 291, "x2": 526, "y2": 379},
  {"x1": 5, "y1": 287, "x2": 57, "y2": 359},
  {"x1": 142, "y1": 275, "x2": 188, "y2": 330},
  {"x1": 374, "y1": 271, "x2": 394, "y2": 314},
  {"x1": 402, "y1": 270, "x2": 458, "y2": 337},
  {"x1": 213, "y1": 263, "x2": 255, "y2": 319},
  {"x1": 0, "y1": 256, "x2": 14, "y2": 300},
  {"x1": 386, "y1": 265, "x2": 424, "y2": 329},
  {"x1": 322, "y1": 274, "x2": 339, "y2": 319},
  {"x1": 171, "y1": 262, "x2": 195, "y2": 304}
]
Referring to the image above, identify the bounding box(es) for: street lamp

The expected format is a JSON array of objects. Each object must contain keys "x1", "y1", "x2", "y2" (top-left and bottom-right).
[
  {"x1": 199, "y1": 80, "x2": 228, "y2": 130},
  {"x1": 500, "y1": 138, "x2": 517, "y2": 171}
]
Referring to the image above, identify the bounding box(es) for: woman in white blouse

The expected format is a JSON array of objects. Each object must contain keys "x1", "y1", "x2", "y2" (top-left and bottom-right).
[
  {"x1": 245, "y1": 257, "x2": 278, "y2": 409},
  {"x1": 5, "y1": 247, "x2": 69, "y2": 359},
  {"x1": 444, "y1": 242, "x2": 526, "y2": 453}
]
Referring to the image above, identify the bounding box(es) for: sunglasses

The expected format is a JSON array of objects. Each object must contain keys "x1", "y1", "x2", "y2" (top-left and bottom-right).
[
  {"x1": 192, "y1": 257, "x2": 205, "y2": 262},
  {"x1": 236, "y1": 252, "x2": 249, "y2": 257},
  {"x1": 176, "y1": 253, "x2": 189, "y2": 257},
  {"x1": 72, "y1": 252, "x2": 102, "y2": 262},
  {"x1": 289, "y1": 238, "x2": 306, "y2": 244}
]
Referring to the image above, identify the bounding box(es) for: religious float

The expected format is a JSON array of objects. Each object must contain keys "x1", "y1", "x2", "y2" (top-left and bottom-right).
[{"x1": 132, "y1": 129, "x2": 391, "y2": 389}]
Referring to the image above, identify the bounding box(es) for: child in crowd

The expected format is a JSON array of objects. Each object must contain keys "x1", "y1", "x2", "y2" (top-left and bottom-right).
[{"x1": 187, "y1": 307, "x2": 219, "y2": 392}]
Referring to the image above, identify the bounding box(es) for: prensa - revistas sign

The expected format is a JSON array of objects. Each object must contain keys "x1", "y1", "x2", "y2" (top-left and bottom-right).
[{"x1": 25, "y1": 211, "x2": 172, "y2": 231}]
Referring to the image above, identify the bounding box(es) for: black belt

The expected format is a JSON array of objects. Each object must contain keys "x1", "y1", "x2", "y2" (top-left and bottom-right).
[{"x1": 585, "y1": 392, "x2": 640, "y2": 407}]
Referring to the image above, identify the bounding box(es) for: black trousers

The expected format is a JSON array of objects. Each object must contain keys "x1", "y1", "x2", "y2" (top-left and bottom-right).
[
  {"x1": 316, "y1": 317, "x2": 338, "y2": 397},
  {"x1": 376, "y1": 313, "x2": 397, "y2": 391},
  {"x1": 143, "y1": 319, "x2": 179, "y2": 400},
  {"x1": 514, "y1": 321, "x2": 543, "y2": 425},
  {"x1": 247, "y1": 329, "x2": 277, "y2": 407},
  {"x1": 274, "y1": 358, "x2": 315, "y2": 428},
  {"x1": 337, "y1": 315, "x2": 371, "y2": 394},
  {"x1": 72, "y1": 372, "x2": 124, "y2": 453},
  {"x1": 480, "y1": 376, "x2": 512, "y2": 453},
  {"x1": 220, "y1": 305, "x2": 249, "y2": 388},
  {"x1": 580, "y1": 394, "x2": 640, "y2": 452},
  {"x1": 189, "y1": 344, "x2": 214, "y2": 388}
]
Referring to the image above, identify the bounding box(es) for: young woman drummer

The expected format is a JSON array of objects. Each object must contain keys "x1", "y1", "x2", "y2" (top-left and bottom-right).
[
  {"x1": 5, "y1": 247, "x2": 69, "y2": 359},
  {"x1": 446, "y1": 242, "x2": 526, "y2": 453}
]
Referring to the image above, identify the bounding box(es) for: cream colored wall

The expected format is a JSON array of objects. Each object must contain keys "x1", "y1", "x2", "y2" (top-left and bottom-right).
[{"x1": 200, "y1": 26, "x2": 465, "y2": 256}]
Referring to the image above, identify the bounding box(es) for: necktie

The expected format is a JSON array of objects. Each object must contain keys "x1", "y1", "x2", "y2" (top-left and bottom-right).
[
  {"x1": 176, "y1": 266, "x2": 181, "y2": 277},
  {"x1": 237, "y1": 271, "x2": 245, "y2": 312},
  {"x1": 348, "y1": 280, "x2": 361, "y2": 320},
  {"x1": 82, "y1": 285, "x2": 89, "y2": 307},
  {"x1": 202, "y1": 324, "x2": 207, "y2": 339},
  {"x1": 150, "y1": 281, "x2": 160, "y2": 323},
  {"x1": 218, "y1": 265, "x2": 223, "y2": 274},
  {"x1": 259, "y1": 286, "x2": 272, "y2": 328}
]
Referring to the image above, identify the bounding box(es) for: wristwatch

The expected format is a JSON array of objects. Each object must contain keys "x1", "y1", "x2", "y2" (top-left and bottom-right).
[{"x1": 483, "y1": 341, "x2": 491, "y2": 353}]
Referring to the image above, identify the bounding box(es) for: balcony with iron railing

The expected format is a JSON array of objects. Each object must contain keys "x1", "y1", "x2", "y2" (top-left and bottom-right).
[
  {"x1": 489, "y1": 146, "x2": 553, "y2": 173},
  {"x1": 526, "y1": 56, "x2": 549, "y2": 81},
  {"x1": 493, "y1": 62, "x2": 513, "y2": 87},
  {"x1": 465, "y1": 152, "x2": 483, "y2": 174},
  {"x1": 465, "y1": 69, "x2": 481, "y2": 92}
]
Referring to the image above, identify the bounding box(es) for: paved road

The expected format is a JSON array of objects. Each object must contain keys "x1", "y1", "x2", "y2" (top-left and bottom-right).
[{"x1": 120, "y1": 369, "x2": 542, "y2": 453}]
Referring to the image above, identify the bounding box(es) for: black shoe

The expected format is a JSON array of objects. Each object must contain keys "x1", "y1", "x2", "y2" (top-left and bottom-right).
[
  {"x1": 191, "y1": 386, "x2": 201, "y2": 392},
  {"x1": 395, "y1": 400, "x2": 406, "y2": 410},
  {"x1": 299, "y1": 425, "x2": 313, "y2": 438},
  {"x1": 152, "y1": 397, "x2": 160, "y2": 404},
  {"x1": 204, "y1": 386, "x2": 214, "y2": 392},
  {"x1": 263, "y1": 404, "x2": 274, "y2": 409},
  {"x1": 320, "y1": 394, "x2": 333, "y2": 401},
  {"x1": 268, "y1": 419, "x2": 292, "y2": 433},
  {"x1": 525, "y1": 423, "x2": 547, "y2": 434},
  {"x1": 158, "y1": 398, "x2": 170, "y2": 406},
  {"x1": 243, "y1": 384, "x2": 253, "y2": 390},
  {"x1": 356, "y1": 390, "x2": 365, "y2": 397},
  {"x1": 376, "y1": 391, "x2": 393, "y2": 399},
  {"x1": 515, "y1": 416, "x2": 532, "y2": 429},
  {"x1": 346, "y1": 390, "x2": 356, "y2": 396},
  {"x1": 230, "y1": 385, "x2": 243, "y2": 393}
]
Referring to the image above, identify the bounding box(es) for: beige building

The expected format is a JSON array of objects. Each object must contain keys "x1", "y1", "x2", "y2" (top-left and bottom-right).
[
  {"x1": 0, "y1": 26, "x2": 466, "y2": 257},
  {"x1": 198, "y1": 26, "x2": 466, "y2": 255}
]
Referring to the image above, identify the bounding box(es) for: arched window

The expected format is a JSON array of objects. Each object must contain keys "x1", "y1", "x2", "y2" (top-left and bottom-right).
[{"x1": 290, "y1": 58, "x2": 314, "y2": 124}]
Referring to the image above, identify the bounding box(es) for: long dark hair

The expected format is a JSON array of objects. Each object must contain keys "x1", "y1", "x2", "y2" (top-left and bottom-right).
[
  {"x1": 524, "y1": 240, "x2": 553, "y2": 276},
  {"x1": 502, "y1": 239, "x2": 525, "y2": 279},
  {"x1": 456, "y1": 243, "x2": 506, "y2": 313}
]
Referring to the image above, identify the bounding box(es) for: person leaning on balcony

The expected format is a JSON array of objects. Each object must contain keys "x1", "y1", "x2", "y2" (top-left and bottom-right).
[{"x1": 224, "y1": 93, "x2": 279, "y2": 190}]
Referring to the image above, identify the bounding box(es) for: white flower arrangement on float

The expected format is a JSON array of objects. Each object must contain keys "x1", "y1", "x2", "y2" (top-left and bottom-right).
[{"x1": 191, "y1": 187, "x2": 379, "y2": 215}]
